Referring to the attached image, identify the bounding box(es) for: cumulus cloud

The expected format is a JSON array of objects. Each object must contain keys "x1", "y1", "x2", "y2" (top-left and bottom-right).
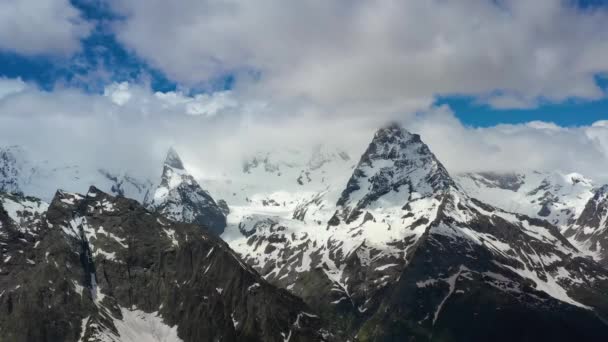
[
  {"x1": 154, "y1": 89, "x2": 238, "y2": 117},
  {"x1": 101, "y1": 81, "x2": 248, "y2": 118},
  {"x1": 109, "y1": 0, "x2": 608, "y2": 111},
  {"x1": 0, "y1": 77, "x2": 27, "y2": 100},
  {"x1": 0, "y1": 80, "x2": 374, "y2": 180},
  {"x1": 408, "y1": 106, "x2": 608, "y2": 182},
  {"x1": 0, "y1": 79, "x2": 608, "y2": 186},
  {"x1": 0, "y1": 0, "x2": 91, "y2": 56}
]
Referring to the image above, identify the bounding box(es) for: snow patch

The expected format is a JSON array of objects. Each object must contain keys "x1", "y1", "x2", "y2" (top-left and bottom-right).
[{"x1": 111, "y1": 308, "x2": 183, "y2": 342}]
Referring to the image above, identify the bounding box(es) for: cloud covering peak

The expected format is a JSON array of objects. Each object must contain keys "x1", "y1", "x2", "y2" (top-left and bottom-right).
[
  {"x1": 0, "y1": 80, "x2": 607, "y2": 185},
  {"x1": 0, "y1": 1, "x2": 607, "y2": 189}
]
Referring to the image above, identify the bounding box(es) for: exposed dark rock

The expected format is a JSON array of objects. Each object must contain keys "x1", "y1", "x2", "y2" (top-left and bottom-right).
[
  {"x1": 217, "y1": 199, "x2": 230, "y2": 216},
  {"x1": 0, "y1": 187, "x2": 328, "y2": 342}
]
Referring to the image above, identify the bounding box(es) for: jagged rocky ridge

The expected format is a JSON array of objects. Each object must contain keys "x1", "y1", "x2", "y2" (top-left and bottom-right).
[
  {"x1": 0, "y1": 187, "x2": 326, "y2": 342},
  {"x1": 223, "y1": 124, "x2": 608, "y2": 340}
]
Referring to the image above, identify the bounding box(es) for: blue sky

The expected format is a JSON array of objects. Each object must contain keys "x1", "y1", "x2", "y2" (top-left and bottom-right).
[
  {"x1": 436, "y1": 80, "x2": 608, "y2": 127},
  {"x1": 0, "y1": 0, "x2": 177, "y2": 93},
  {"x1": 0, "y1": 0, "x2": 607, "y2": 128},
  {"x1": 2, "y1": 0, "x2": 608, "y2": 181}
]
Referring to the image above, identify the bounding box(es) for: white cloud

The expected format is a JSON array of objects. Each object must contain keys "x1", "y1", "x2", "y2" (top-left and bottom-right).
[
  {"x1": 155, "y1": 90, "x2": 238, "y2": 117},
  {"x1": 524, "y1": 121, "x2": 564, "y2": 131},
  {"x1": 480, "y1": 93, "x2": 539, "y2": 110},
  {"x1": 1, "y1": 2, "x2": 607, "y2": 200},
  {"x1": 0, "y1": 77, "x2": 27, "y2": 100},
  {"x1": 101, "y1": 82, "x2": 244, "y2": 118},
  {"x1": 104, "y1": 82, "x2": 133, "y2": 105},
  {"x1": 109, "y1": 0, "x2": 608, "y2": 111},
  {"x1": 1, "y1": 79, "x2": 608, "y2": 185},
  {"x1": 0, "y1": 80, "x2": 371, "y2": 180},
  {"x1": 0, "y1": 0, "x2": 92, "y2": 56},
  {"x1": 408, "y1": 106, "x2": 608, "y2": 182},
  {"x1": 592, "y1": 120, "x2": 608, "y2": 128}
]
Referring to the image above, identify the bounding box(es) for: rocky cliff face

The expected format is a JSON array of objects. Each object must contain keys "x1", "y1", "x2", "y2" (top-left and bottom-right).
[
  {"x1": 0, "y1": 187, "x2": 327, "y2": 342},
  {"x1": 147, "y1": 148, "x2": 227, "y2": 236}
]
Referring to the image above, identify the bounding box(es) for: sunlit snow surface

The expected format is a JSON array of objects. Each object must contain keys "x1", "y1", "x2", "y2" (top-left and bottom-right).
[
  {"x1": 0, "y1": 193, "x2": 48, "y2": 234},
  {"x1": 456, "y1": 171, "x2": 608, "y2": 261},
  {"x1": 216, "y1": 130, "x2": 597, "y2": 311},
  {"x1": 456, "y1": 171, "x2": 595, "y2": 231},
  {"x1": 80, "y1": 308, "x2": 182, "y2": 342}
]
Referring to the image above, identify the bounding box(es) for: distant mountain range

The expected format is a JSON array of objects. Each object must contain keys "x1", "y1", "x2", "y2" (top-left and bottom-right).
[{"x1": 1, "y1": 123, "x2": 608, "y2": 341}]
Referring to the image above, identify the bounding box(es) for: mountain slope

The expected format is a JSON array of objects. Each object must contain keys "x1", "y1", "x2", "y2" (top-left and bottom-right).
[
  {"x1": 456, "y1": 171, "x2": 595, "y2": 230},
  {"x1": 564, "y1": 185, "x2": 608, "y2": 266},
  {"x1": 456, "y1": 170, "x2": 608, "y2": 267},
  {"x1": 0, "y1": 187, "x2": 327, "y2": 342},
  {"x1": 147, "y1": 148, "x2": 227, "y2": 235},
  {"x1": 222, "y1": 124, "x2": 608, "y2": 340}
]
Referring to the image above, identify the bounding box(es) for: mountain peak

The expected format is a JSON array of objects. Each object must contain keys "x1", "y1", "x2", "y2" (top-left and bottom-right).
[
  {"x1": 148, "y1": 148, "x2": 227, "y2": 235},
  {"x1": 369, "y1": 122, "x2": 418, "y2": 149},
  {"x1": 164, "y1": 147, "x2": 185, "y2": 170},
  {"x1": 378, "y1": 121, "x2": 409, "y2": 134},
  {"x1": 358, "y1": 124, "x2": 429, "y2": 169},
  {"x1": 336, "y1": 124, "x2": 454, "y2": 214},
  {"x1": 327, "y1": 125, "x2": 457, "y2": 228}
]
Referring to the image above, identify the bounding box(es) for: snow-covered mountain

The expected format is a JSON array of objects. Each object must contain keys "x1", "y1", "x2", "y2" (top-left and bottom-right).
[
  {"x1": 3, "y1": 124, "x2": 608, "y2": 340},
  {"x1": 203, "y1": 144, "x2": 354, "y2": 205},
  {"x1": 146, "y1": 148, "x2": 227, "y2": 235},
  {"x1": 0, "y1": 145, "x2": 153, "y2": 203},
  {"x1": 207, "y1": 143, "x2": 355, "y2": 243},
  {"x1": 456, "y1": 171, "x2": 595, "y2": 230},
  {"x1": 219, "y1": 124, "x2": 608, "y2": 340},
  {"x1": 456, "y1": 170, "x2": 608, "y2": 267}
]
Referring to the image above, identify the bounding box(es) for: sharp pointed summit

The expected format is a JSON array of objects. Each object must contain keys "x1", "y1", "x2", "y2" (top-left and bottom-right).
[
  {"x1": 164, "y1": 146, "x2": 185, "y2": 170},
  {"x1": 333, "y1": 123, "x2": 455, "y2": 224},
  {"x1": 147, "y1": 148, "x2": 227, "y2": 235}
]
